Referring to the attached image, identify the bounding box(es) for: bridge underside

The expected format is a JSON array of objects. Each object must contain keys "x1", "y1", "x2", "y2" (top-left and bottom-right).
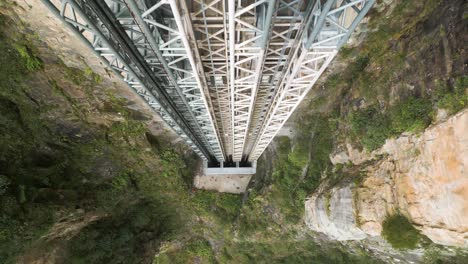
[{"x1": 41, "y1": 0, "x2": 374, "y2": 176}]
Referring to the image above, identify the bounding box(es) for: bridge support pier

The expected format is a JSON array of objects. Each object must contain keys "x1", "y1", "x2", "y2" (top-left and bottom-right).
[{"x1": 195, "y1": 161, "x2": 257, "y2": 193}]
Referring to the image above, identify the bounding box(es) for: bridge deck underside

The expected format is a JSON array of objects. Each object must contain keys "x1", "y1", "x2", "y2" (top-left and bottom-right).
[{"x1": 42, "y1": 0, "x2": 374, "y2": 163}]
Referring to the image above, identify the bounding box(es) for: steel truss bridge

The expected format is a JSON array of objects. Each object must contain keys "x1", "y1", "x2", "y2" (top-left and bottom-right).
[{"x1": 42, "y1": 0, "x2": 374, "y2": 173}]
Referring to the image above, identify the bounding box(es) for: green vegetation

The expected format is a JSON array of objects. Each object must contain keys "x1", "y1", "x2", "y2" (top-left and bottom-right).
[
  {"x1": 236, "y1": 114, "x2": 336, "y2": 235},
  {"x1": 324, "y1": 192, "x2": 332, "y2": 217},
  {"x1": 305, "y1": 115, "x2": 335, "y2": 187},
  {"x1": 391, "y1": 97, "x2": 433, "y2": 133},
  {"x1": 236, "y1": 190, "x2": 273, "y2": 237},
  {"x1": 423, "y1": 245, "x2": 444, "y2": 264},
  {"x1": 348, "y1": 107, "x2": 388, "y2": 149},
  {"x1": 0, "y1": 9, "x2": 190, "y2": 263},
  {"x1": 0, "y1": 0, "x2": 466, "y2": 262},
  {"x1": 0, "y1": 12, "x2": 54, "y2": 262},
  {"x1": 155, "y1": 237, "x2": 215, "y2": 264},
  {"x1": 422, "y1": 245, "x2": 468, "y2": 264},
  {"x1": 359, "y1": 0, "x2": 443, "y2": 68},
  {"x1": 332, "y1": 2, "x2": 452, "y2": 150},
  {"x1": 155, "y1": 237, "x2": 381, "y2": 264},
  {"x1": 84, "y1": 66, "x2": 103, "y2": 84},
  {"x1": 381, "y1": 214, "x2": 422, "y2": 249},
  {"x1": 437, "y1": 77, "x2": 468, "y2": 115},
  {"x1": 185, "y1": 238, "x2": 215, "y2": 262},
  {"x1": 69, "y1": 200, "x2": 179, "y2": 264},
  {"x1": 288, "y1": 142, "x2": 309, "y2": 168},
  {"x1": 64, "y1": 65, "x2": 101, "y2": 86},
  {"x1": 317, "y1": 0, "x2": 465, "y2": 152},
  {"x1": 350, "y1": 54, "x2": 369, "y2": 79},
  {"x1": 14, "y1": 43, "x2": 42, "y2": 71},
  {"x1": 192, "y1": 190, "x2": 241, "y2": 224},
  {"x1": 350, "y1": 107, "x2": 392, "y2": 151},
  {"x1": 350, "y1": 96, "x2": 433, "y2": 151},
  {"x1": 63, "y1": 63, "x2": 103, "y2": 97},
  {"x1": 270, "y1": 136, "x2": 307, "y2": 221},
  {"x1": 218, "y1": 240, "x2": 380, "y2": 264},
  {"x1": 271, "y1": 115, "x2": 333, "y2": 222},
  {"x1": 0, "y1": 16, "x2": 242, "y2": 259}
]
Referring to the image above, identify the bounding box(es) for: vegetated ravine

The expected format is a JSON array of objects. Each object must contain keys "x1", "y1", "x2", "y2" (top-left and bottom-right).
[{"x1": 0, "y1": 0, "x2": 467, "y2": 264}]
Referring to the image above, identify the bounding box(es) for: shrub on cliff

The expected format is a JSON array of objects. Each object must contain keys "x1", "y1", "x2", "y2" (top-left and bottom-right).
[
  {"x1": 381, "y1": 214, "x2": 422, "y2": 249},
  {"x1": 350, "y1": 96, "x2": 433, "y2": 151}
]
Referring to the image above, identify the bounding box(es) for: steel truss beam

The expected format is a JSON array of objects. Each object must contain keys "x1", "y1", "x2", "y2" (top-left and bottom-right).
[
  {"x1": 41, "y1": 0, "x2": 215, "y2": 160},
  {"x1": 248, "y1": 0, "x2": 375, "y2": 161},
  {"x1": 227, "y1": 0, "x2": 277, "y2": 161},
  {"x1": 190, "y1": 0, "x2": 234, "y2": 160},
  {"x1": 243, "y1": 0, "x2": 307, "y2": 157},
  {"x1": 41, "y1": 0, "x2": 374, "y2": 165},
  {"x1": 106, "y1": 0, "x2": 224, "y2": 161}
]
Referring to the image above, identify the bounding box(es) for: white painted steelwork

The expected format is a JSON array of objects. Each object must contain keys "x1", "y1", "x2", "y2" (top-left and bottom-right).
[
  {"x1": 248, "y1": 0, "x2": 375, "y2": 160},
  {"x1": 227, "y1": 0, "x2": 277, "y2": 161},
  {"x1": 190, "y1": 0, "x2": 234, "y2": 159},
  {"x1": 242, "y1": 0, "x2": 307, "y2": 156},
  {"x1": 42, "y1": 0, "x2": 375, "y2": 166},
  {"x1": 40, "y1": 0, "x2": 214, "y2": 160},
  {"x1": 112, "y1": 0, "x2": 225, "y2": 161}
]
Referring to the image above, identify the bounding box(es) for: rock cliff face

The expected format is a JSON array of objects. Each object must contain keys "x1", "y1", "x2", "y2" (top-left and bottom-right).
[
  {"x1": 305, "y1": 184, "x2": 367, "y2": 241},
  {"x1": 306, "y1": 109, "x2": 468, "y2": 246}
]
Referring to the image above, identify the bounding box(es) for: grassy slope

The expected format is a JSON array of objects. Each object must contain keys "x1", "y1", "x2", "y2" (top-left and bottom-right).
[{"x1": 0, "y1": 4, "x2": 194, "y2": 263}]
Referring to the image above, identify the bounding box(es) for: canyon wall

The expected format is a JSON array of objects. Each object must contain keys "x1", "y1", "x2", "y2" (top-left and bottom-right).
[{"x1": 306, "y1": 109, "x2": 468, "y2": 246}]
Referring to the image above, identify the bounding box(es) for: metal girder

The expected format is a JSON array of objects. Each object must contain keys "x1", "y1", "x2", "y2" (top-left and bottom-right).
[
  {"x1": 248, "y1": 0, "x2": 375, "y2": 161},
  {"x1": 41, "y1": 0, "x2": 374, "y2": 165},
  {"x1": 190, "y1": 0, "x2": 234, "y2": 160},
  {"x1": 41, "y1": 0, "x2": 213, "y2": 160},
  {"x1": 242, "y1": 0, "x2": 307, "y2": 157},
  {"x1": 227, "y1": 0, "x2": 277, "y2": 162},
  {"x1": 104, "y1": 0, "x2": 225, "y2": 161}
]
